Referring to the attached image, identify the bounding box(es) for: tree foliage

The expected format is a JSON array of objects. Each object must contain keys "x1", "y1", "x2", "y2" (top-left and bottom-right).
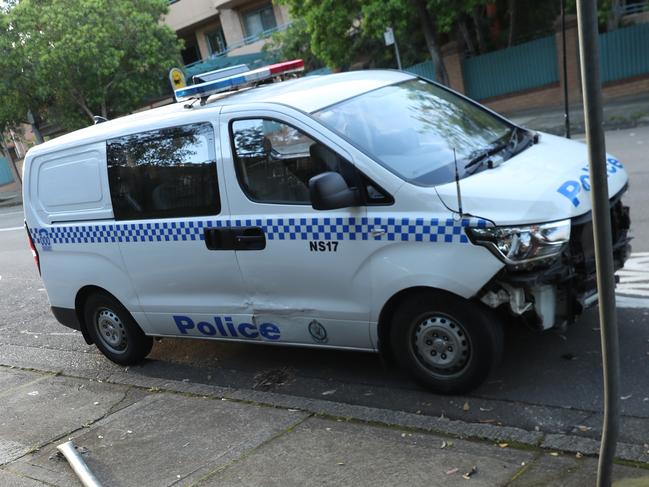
[{"x1": 0, "y1": 0, "x2": 182, "y2": 133}]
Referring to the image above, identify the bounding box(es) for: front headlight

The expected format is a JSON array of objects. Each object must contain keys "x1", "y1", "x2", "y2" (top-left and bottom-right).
[{"x1": 466, "y1": 219, "x2": 571, "y2": 266}]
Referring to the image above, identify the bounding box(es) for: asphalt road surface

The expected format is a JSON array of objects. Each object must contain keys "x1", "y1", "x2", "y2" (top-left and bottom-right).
[{"x1": 1, "y1": 127, "x2": 648, "y2": 450}]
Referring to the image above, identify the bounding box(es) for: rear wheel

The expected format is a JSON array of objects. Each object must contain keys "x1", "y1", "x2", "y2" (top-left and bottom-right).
[
  {"x1": 84, "y1": 292, "x2": 153, "y2": 365},
  {"x1": 390, "y1": 290, "x2": 503, "y2": 394}
]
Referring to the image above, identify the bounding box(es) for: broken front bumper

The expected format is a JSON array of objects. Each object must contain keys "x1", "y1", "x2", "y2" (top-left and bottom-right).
[{"x1": 479, "y1": 195, "x2": 631, "y2": 330}]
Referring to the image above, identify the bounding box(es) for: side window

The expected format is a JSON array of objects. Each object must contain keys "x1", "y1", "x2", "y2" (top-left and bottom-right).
[
  {"x1": 230, "y1": 118, "x2": 359, "y2": 205},
  {"x1": 107, "y1": 123, "x2": 220, "y2": 220}
]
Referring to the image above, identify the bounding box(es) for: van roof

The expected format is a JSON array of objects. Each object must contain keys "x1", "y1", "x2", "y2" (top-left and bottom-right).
[{"x1": 28, "y1": 70, "x2": 415, "y2": 156}]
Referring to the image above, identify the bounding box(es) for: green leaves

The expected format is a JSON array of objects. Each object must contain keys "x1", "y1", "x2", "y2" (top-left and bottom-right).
[{"x1": 0, "y1": 0, "x2": 182, "y2": 132}]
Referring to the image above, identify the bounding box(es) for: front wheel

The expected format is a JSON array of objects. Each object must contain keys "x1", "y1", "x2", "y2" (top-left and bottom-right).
[
  {"x1": 84, "y1": 291, "x2": 153, "y2": 365},
  {"x1": 390, "y1": 291, "x2": 503, "y2": 395}
]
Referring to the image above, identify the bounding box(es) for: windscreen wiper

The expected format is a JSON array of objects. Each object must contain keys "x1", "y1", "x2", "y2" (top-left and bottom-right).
[{"x1": 463, "y1": 127, "x2": 521, "y2": 175}]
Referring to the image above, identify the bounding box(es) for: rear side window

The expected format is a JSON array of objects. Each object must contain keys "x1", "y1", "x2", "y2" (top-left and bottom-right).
[{"x1": 107, "y1": 123, "x2": 219, "y2": 220}]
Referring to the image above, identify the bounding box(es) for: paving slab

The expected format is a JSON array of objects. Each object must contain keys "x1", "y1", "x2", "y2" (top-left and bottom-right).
[
  {"x1": 198, "y1": 416, "x2": 535, "y2": 487},
  {"x1": 9, "y1": 393, "x2": 308, "y2": 487},
  {"x1": 0, "y1": 368, "x2": 136, "y2": 465},
  {"x1": 0, "y1": 368, "x2": 46, "y2": 392},
  {"x1": 0, "y1": 469, "x2": 47, "y2": 486},
  {"x1": 509, "y1": 453, "x2": 649, "y2": 486}
]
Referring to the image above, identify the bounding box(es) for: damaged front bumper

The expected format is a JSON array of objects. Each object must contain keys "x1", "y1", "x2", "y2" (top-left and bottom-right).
[{"x1": 479, "y1": 196, "x2": 631, "y2": 330}]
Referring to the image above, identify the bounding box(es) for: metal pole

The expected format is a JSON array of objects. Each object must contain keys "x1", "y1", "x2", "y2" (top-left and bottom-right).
[
  {"x1": 575, "y1": 2, "x2": 620, "y2": 486},
  {"x1": 561, "y1": 0, "x2": 571, "y2": 138},
  {"x1": 57, "y1": 441, "x2": 103, "y2": 487},
  {"x1": 394, "y1": 34, "x2": 403, "y2": 70}
]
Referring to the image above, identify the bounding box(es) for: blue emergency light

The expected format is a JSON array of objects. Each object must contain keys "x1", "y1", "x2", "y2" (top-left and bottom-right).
[{"x1": 174, "y1": 59, "x2": 305, "y2": 103}]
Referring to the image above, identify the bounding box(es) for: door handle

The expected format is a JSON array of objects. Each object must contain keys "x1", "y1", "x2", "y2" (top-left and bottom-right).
[
  {"x1": 204, "y1": 227, "x2": 265, "y2": 251},
  {"x1": 233, "y1": 227, "x2": 266, "y2": 251},
  {"x1": 204, "y1": 228, "x2": 234, "y2": 250}
]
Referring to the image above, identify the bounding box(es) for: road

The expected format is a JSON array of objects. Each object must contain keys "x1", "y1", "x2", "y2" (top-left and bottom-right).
[{"x1": 1, "y1": 127, "x2": 648, "y2": 452}]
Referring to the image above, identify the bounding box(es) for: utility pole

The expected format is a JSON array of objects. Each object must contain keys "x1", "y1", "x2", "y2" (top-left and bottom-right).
[
  {"x1": 561, "y1": 0, "x2": 571, "y2": 138},
  {"x1": 384, "y1": 27, "x2": 402, "y2": 70},
  {"x1": 575, "y1": 1, "x2": 620, "y2": 486}
]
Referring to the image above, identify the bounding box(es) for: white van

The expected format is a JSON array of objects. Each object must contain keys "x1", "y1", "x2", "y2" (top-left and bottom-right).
[{"x1": 23, "y1": 63, "x2": 631, "y2": 394}]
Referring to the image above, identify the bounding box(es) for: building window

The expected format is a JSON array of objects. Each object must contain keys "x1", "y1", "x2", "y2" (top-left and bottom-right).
[
  {"x1": 242, "y1": 3, "x2": 277, "y2": 40},
  {"x1": 205, "y1": 26, "x2": 227, "y2": 55},
  {"x1": 181, "y1": 36, "x2": 201, "y2": 65},
  {"x1": 107, "y1": 123, "x2": 220, "y2": 220}
]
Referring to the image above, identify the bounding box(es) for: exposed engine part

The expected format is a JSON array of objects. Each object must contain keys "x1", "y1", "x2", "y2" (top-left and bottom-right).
[
  {"x1": 480, "y1": 283, "x2": 532, "y2": 315},
  {"x1": 529, "y1": 284, "x2": 556, "y2": 330}
]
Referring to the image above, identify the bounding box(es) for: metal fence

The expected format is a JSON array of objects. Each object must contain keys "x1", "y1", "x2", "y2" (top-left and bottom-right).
[
  {"x1": 0, "y1": 157, "x2": 14, "y2": 185},
  {"x1": 462, "y1": 35, "x2": 559, "y2": 100},
  {"x1": 405, "y1": 60, "x2": 436, "y2": 81},
  {"x1": 599, "y1": 22, "x2": 649, "y2": 83}
]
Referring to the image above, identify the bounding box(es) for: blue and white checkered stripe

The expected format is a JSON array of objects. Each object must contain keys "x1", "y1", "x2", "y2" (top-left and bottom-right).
[{"x1": 29, "y1": 216, "x2": 488, "y2": 247}]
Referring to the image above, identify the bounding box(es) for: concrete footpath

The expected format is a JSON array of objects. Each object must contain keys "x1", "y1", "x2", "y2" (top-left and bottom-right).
[
  {"x1": 505, "y1": 93, "x2": 649, "y2": 135},
  {"x1": 0, "y1": 366, "x2": 647, "y2": 487}
]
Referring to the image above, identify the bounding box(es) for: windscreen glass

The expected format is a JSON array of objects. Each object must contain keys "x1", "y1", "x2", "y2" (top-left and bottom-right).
[{"x1": 313, "y1": 79, "x2": 513, "y2": 186}]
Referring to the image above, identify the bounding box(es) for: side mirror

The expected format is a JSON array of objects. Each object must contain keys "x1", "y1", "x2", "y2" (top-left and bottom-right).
[{"x1": 309, "y1": 172, "x2": 360, "y2": 210}]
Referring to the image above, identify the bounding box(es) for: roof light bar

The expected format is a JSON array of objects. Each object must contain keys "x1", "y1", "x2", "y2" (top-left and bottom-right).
[
  {"x1": 192, "y1": 64, "x2": 250, "y2": 84},
  {"x1": 175, "y1": 59, "x2": 305, "y2": 103}
]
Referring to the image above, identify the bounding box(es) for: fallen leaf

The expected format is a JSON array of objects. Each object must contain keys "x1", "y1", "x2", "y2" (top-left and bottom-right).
[
  {"x1": 498, "y1": 443, "x2": 509, "y2": 448},
  {"x1": 576, "y1": 452, "x2": 583, "y2": 459},
  {"x1": 463, "y1": 402, "x2": 470, "y2": 412},
  {"x1": 577, "y1": 425, "x2": 592, "y2": 432},
  {"x1": 441, "y1": 441, "x2": 448, "y2": 449},
  {"x1": 462, "y1": 466, "x2": 478, "y2": 480},
  {"x1": 337, "y1": 462, "x2": 345, "y2": 466},
  {"x1": 446, "y1": 468, "x2": 459, "y2": 475},
  {"x1": 550, "y1": 452, "x2": 560, "y2": 457}
]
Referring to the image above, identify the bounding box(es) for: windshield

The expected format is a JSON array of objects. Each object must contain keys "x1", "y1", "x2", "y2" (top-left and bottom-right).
[{"x1": 313, "y1": 78, "x2": 514, "y2": 186}]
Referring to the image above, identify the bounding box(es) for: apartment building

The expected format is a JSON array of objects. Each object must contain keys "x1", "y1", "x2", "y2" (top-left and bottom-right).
[{"x1": 165, "y1": 0, "x2": 291, "y2": 66}]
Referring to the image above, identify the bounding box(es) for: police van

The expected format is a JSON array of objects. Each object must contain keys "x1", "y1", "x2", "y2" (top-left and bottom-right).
[{"x1": 23, "y1": 60, "x2": 631, "y2": 394}]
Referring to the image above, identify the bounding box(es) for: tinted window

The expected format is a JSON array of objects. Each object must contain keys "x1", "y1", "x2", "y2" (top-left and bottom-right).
[
  {"x1": 231, "y1": 118, "x2": 371, "y2": 205},
  {"x1": 107, "y1": 123, "x2": 219, "y2": 220},
  {"x1": 314, "y1": 79, "x2": 514, "y2": 186}
]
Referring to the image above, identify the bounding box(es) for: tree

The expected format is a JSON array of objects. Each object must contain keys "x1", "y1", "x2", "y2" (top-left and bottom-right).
[
  {"x1": 0, "y1": 0, "x2": 182, "y2": 133},
  {"x1": 264, "y1": 20, "x2": 325, "y2": 72}
]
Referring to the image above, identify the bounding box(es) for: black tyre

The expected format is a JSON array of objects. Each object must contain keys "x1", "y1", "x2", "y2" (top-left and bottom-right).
[
  {"x1": 84, "y1": 291, "x2": 153, "y2": 365},
  {"x1": 390, "y1": 290, "x2": 503, "y2": 395}
]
